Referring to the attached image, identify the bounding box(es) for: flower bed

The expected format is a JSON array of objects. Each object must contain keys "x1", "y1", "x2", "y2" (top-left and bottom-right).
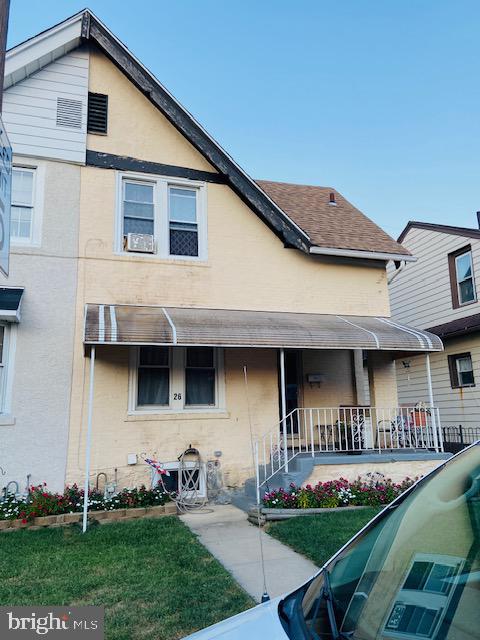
[
  {"x1": 0, "y1": 483, "x2": 169, "y2": 524},
  {"x1": 262, "y1": 473, "x2": 416, "y2": 509}
]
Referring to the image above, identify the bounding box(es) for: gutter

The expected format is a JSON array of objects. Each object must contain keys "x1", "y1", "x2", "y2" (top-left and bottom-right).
[{"x1": 309, "y1": 246, "x2": 416, "y2": 263}]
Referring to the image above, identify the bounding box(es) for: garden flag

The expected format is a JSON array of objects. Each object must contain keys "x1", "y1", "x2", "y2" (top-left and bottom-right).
[{"x1": 144, "y1": 458, "x2": 170, "y2": 476}]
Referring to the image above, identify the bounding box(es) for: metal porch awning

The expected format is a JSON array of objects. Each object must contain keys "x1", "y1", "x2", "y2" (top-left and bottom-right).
[{"x1": 83, "y1": 304, "x2": 443, "y2": 352}]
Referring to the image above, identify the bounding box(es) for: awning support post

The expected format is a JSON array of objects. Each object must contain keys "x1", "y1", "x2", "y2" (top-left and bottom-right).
[
  {"x1": 425, "y1": 353, "x2": 439, "y2": 452},
  {"x1": 280, "y1": 348, "x2": 288, "y2": 473},
  {"x1": 82, "y1": 346, "x2": 96, "y2": 533}
]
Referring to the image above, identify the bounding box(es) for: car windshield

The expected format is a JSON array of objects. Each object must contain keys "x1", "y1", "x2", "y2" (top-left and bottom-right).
[{"x1": 297, "y1": 444, "x2": 480, "y2": 640}]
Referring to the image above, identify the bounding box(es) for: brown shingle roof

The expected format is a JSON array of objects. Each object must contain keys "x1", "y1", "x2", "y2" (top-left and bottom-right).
[{"x1": 257, "y1": 180, "x2": 410, "y2": 257}]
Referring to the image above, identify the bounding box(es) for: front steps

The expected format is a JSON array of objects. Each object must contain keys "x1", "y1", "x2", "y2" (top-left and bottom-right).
[{"x1": 233, "y1": 449, "x2": 452, "y2": 512}]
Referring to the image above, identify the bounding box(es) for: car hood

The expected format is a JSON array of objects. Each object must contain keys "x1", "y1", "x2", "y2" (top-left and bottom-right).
[{"x1": 183, "y1": 597, "x2": 288, "y2": 640}]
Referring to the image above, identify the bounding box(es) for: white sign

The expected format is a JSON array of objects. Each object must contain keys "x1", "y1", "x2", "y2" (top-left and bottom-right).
[{"x1": 0, "y1": 116, "x2": 11, "y2": 277}]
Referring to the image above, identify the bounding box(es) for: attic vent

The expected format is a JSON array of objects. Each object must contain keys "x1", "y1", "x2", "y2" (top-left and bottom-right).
[
  {"x1": 87, "y1": 92, "x2": 108, "y2": 134},
  {"x1": 56, "y1": 97, "x2": 82, "y2": 129}
]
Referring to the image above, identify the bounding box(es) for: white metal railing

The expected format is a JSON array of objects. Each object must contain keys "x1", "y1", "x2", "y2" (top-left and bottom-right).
[{"x1": 254, "y1": 406, "x2": 443, "y2": 503}]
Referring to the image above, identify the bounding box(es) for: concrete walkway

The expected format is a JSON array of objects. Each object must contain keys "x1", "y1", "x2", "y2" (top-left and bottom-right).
[{"x1": 181, "y1": 504, "x2": 319, "y2": 602}]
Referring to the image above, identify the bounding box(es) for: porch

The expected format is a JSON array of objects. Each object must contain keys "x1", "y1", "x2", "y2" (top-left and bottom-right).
[
  {"x1": 253, "y1": 404, "x2": 445, "y2": 504},
  {"x1": 80, "y1": 304, "x2": 445, "y2": 502}
]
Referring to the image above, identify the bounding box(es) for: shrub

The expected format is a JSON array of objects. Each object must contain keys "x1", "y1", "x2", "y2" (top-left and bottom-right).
[{"x1": 263, "y1": 473, "x2": 416, "y2": 509}]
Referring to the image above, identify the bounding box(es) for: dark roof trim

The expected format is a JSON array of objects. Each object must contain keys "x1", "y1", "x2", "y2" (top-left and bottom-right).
[
  {"x1": 86, "y1": 150, "x2": 227, "y2": 184},
  {"x1": 398, "y1": 221, "x2": 480, "y2": 244},
  {"x1": 426, "y1": 313, "x2": 480, "y2": 340},
  {"x1": 83, "y1": 12, "x2": 310, "y2": 252}
]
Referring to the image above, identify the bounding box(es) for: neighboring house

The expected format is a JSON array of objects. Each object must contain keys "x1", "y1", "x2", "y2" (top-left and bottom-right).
[
  {"x1": 390, "y1": 220, "x2": 480, "y2": 447},
  {"x1": 1, "y1": 10, "x2": 447, "y2": 500},
  {"x1": 0, "y1": 41, "x2": 87, "y2": 491}
]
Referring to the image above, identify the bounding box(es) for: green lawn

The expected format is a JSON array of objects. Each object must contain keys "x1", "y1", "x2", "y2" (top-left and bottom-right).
[
  {"x1": 0, "y1": 517, "x2": 253, "y2": 640},
  {"x1": 266, "y1": 508, "x2": 382, "y2": 567}
]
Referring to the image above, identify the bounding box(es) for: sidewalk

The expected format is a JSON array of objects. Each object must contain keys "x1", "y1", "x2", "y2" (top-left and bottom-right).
[{"x1": 181, "y1": 504, "x2": 319, "y2": 602}]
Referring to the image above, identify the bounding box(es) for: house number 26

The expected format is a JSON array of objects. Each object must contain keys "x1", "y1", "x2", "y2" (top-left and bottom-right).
[{"x1": 174, "y1": 393, "x2": 182, "y2": 400}]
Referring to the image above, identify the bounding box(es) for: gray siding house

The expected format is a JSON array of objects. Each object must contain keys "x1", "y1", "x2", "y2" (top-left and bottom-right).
[
  {"x1": 389, "y1": 220, "x2": 480, "y2": 446},
  {"x1": 0, "y1": 31, "x2": 88, "y2": 491}
]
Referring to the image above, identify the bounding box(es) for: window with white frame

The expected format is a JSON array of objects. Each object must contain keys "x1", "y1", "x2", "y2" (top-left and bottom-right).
[
  {"x1": 117, "y1": 173, "x2": 206, "y2": 259},
  {"x1": 122, "y1": 180, "x2": 155, "y2": 237},
  {"x1": 11, "y1": 168, "x2": 35, "y2": 242},
  {"x1": 131, "y1": 346, "x2": 223, "y2": 412},
  {"x1": 169, "y1": 186, "x2": 199, "y2": 257},
  {"x1": 0, "y1": 324, "x2": 12, "y2": 414}
]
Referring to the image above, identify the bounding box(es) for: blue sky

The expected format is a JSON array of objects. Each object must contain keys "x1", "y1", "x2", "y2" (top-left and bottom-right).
[{"x1": 7, "y1": 1, "x2": 480, "y2": 238}]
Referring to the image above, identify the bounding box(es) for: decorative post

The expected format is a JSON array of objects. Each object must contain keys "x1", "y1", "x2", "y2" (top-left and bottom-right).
[
  {"x1": 82, "y1": 346, "x2": 96, "y2": 532},
  {"x1": 426, "y1": 353, "x2": 439, "y2": 451},
  {"x1": 280, "y1": 348, "x2": 288, "y2": 472}
]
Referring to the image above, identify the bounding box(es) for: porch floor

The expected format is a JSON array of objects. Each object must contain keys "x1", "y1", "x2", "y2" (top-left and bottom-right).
[{"x1": 299, "y1": 450, "x2": 451, "y2": 465}]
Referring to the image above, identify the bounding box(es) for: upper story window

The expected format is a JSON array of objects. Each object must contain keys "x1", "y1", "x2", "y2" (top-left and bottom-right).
[
  {"x1": 116, "y1": 172, "x2": 206, "y2": 260},
  {"x1": 11, "y1": 168, "x2": 35, "y2": 242},
  {"x1": 169, "y1": 187, "x2": 198, "y2": 257},
  {"x1": 448, "y1": 245, "x2": 476, "y2": 308},
  {"x1": 123, "y1": 181, "x2": 154, "y2": 236}
]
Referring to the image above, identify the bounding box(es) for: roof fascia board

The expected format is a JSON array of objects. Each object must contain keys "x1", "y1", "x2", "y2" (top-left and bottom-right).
[
  {"x1": 309, "y1": 246, "x2": 416, "y2": 262},
  {"x1": 86, "y1": 13, "x2": 310, "y2": 252},
  {"x1": 398, "y1": 221, "x2": 480, "y2": 244},
  {"x1": 5, "y1": 13, "x2": 83, "y2": 88}
]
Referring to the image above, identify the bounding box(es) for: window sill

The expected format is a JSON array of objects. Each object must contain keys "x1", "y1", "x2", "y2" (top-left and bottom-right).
[
  {"x1": 0, "y1": 414, "x2": 16, "y2": 426},
  {"x1": 125, "y1": 410, "x2": 230, "y2": 422},
  {"x1": 113, "y1": 251, "x2": 209, "y2": 266}
]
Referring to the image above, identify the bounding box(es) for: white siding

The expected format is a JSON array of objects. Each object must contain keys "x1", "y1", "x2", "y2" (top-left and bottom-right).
[
  {"x1": 396, "y1": 334, "x2": 480, "y2": 434},
  {"x1": 389, "y1": 226, "x2": 480, "y2": 329},
  {"x1": 2, "y1": 49, "x2": 88, "y2": 164}
]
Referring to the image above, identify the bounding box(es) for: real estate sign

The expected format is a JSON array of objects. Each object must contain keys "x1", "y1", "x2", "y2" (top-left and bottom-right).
[{"x1": 0, "y1": 117, "x2": 11, "y2": 277}]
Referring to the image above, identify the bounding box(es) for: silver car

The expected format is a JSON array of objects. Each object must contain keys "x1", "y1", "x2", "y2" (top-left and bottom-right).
[{"x1": 186, "y1": 442, "x2": 479, "y2": 639}]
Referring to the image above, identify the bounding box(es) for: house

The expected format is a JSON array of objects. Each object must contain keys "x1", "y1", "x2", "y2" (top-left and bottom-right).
[
  {"x1": 1, "y1": 10, "x2": 448, "y2": 502},
  {"x1": 389, "y1": 220, "x2": 480, "y2": 452}
]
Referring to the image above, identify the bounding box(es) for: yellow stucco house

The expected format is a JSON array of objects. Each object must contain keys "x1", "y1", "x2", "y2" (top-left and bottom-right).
[{"x1": 4, "y1": 11, "x2": 449, "y2": 501}]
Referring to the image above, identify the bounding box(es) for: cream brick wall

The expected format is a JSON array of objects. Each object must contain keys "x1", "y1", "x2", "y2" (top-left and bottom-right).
[
  {"x1": 65, "y1": 51, "x2": 396, "y2": 488},
  {"x1": 302, "y1": 350, "x2": 356, "y2": 407},
  {"x1": 367, "y1": 351, "x2": 399, "y2": 407},
  {"x1": 305, "y1": 459, "x2": 443, "y2": 484},
  {"x1": 66, "y1": 347, "x2": 279, "y2": 488}
]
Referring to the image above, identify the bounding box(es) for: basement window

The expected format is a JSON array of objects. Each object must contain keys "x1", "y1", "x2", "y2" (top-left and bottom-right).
[{"x1": 87, "y1": 92, "x2": 108, "y2": 134}]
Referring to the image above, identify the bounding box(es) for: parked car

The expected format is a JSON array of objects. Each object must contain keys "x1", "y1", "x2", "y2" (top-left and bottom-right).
[{"x1": 185, "y1": 442, "x2": 479, "y2": 639}]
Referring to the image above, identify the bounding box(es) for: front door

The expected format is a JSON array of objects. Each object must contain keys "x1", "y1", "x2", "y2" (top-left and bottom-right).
[{"x1": 282, "y1": 350, "x2": 303, "y2": 433}]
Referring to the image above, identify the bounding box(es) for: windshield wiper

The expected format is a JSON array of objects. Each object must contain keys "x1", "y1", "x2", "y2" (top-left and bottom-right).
[{"x1": 310, "y1": 569, "x2": 352, "y2": 640}]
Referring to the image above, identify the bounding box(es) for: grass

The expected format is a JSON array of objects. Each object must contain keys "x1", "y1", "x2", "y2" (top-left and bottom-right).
[
  {"x1": 0, "y1": 517, "x2": 254, "y2": 640},
  {"x1": 266, "y1": 507, "x2": 382, "y2": 567}
]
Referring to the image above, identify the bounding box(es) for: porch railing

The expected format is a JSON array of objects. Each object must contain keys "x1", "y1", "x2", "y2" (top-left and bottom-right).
[{"x1": 254, "y1": 406, "x2": 443, "y2": 503}]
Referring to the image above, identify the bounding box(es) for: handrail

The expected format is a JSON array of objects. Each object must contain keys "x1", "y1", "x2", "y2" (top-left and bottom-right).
[{"x1": 253, "y1": 405, "x2": 443, "y2": 503}]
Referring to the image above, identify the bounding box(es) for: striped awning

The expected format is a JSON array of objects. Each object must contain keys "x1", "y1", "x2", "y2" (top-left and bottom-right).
[{"x1": 83, "y1": 304, "x2": 443, "y2": 352}]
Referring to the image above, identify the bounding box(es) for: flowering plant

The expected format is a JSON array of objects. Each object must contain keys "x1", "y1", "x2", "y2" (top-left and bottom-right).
[
  {"x1": 0, "y1": 482, "x2": 169, "y2": 522},
  {"x1": 263, "y1": 473, "x2": 417, "y2": 509}
]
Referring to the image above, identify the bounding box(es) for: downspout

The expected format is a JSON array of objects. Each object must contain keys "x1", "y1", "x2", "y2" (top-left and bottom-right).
[{"x1": 387, "y1": 260, "x2": 406, "y2": 285}]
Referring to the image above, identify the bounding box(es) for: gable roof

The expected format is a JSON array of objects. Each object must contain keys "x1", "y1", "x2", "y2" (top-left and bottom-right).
[
  {"x1": 258, "y1": 181, "x2": 410, "y2": 258},
  {"x1": 398, "y1": 220, "x2": 480, "y2": 244},
  {"x1": 6, "y1": 9, "x2": 412, "y2": 263}
]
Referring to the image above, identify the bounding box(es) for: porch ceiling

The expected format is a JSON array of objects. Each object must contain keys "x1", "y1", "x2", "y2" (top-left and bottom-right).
[{"x1": 83, "y1": 304, "x2": 443, "y2": 353}]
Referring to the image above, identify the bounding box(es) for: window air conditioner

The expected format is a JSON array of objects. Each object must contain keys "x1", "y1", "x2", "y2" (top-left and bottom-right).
[{"x1": 125, "y1": 233, "x2": 155, "y2": 253}]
